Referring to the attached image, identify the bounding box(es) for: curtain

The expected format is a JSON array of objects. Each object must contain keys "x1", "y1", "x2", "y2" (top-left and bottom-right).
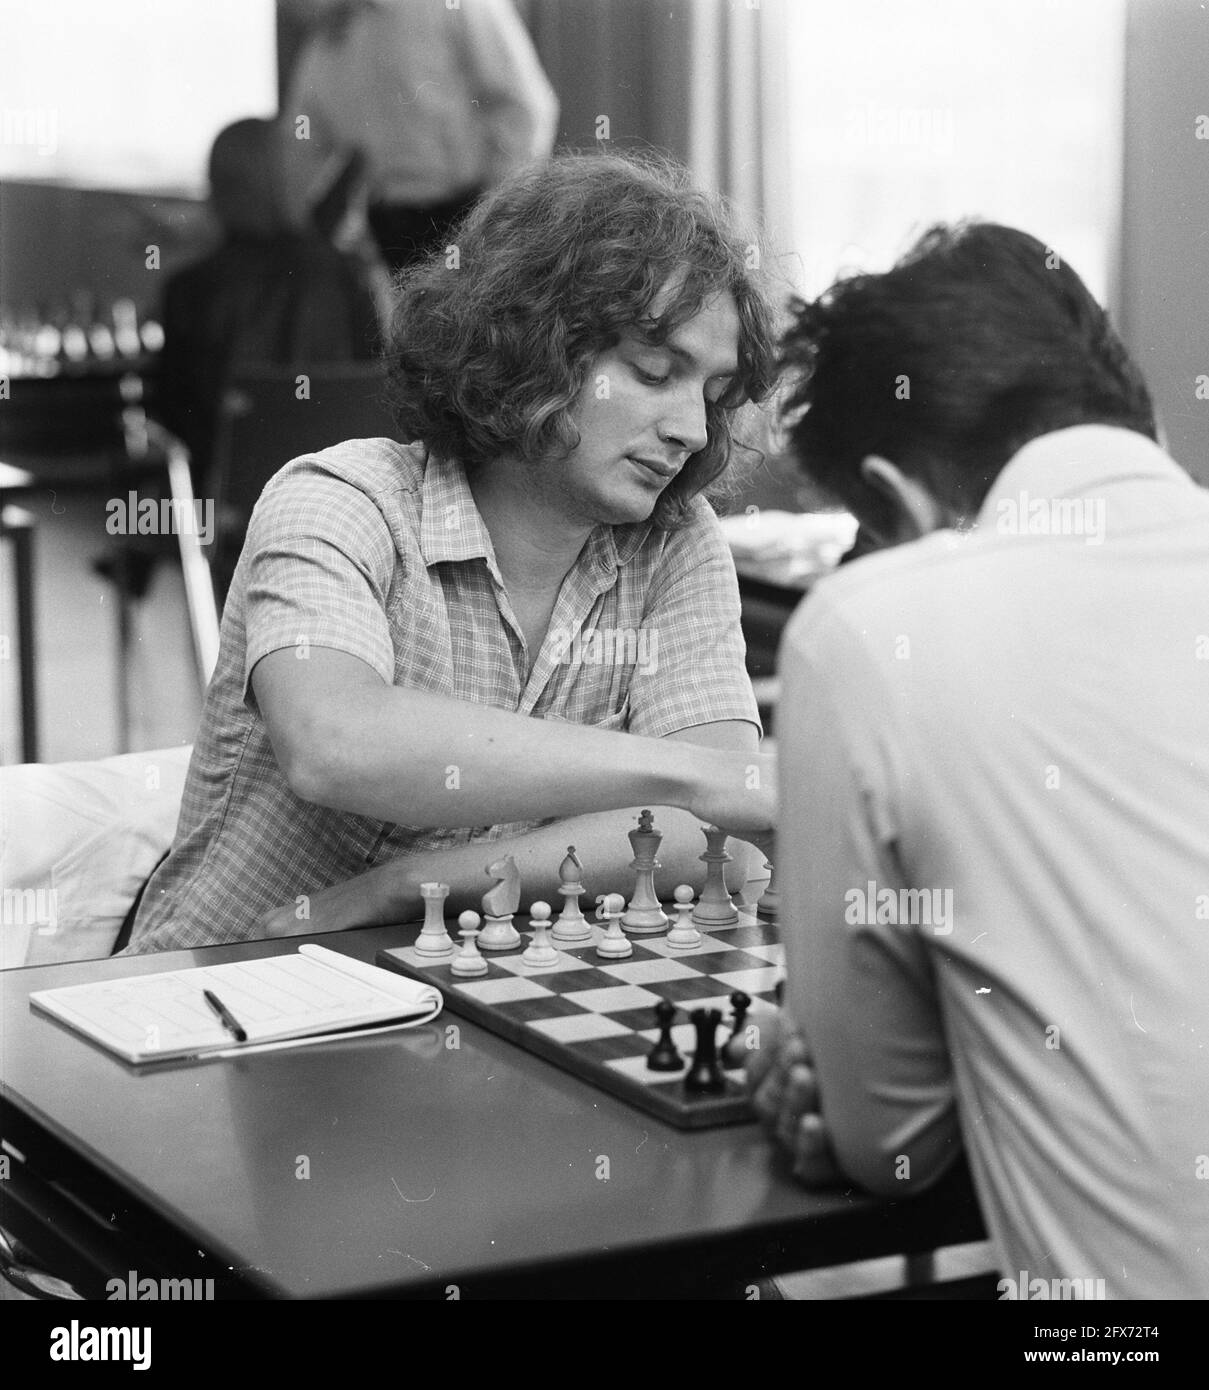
[
  {"x1": 528, "y1": 0, "x2": 790, "y2": 251},
  {"x1": 687, "y1": 0, "x2": 791, "y2": 256}
]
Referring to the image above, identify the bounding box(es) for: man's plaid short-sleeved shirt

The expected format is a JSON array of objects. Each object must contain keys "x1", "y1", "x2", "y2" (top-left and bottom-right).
[{"x1": 127, "y1": 439, "x2": 760, "y2": 953}]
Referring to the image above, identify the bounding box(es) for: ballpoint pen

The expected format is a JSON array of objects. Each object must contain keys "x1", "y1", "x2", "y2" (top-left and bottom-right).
[{"x1": 203, "y1": 989, "x2": 247, "y2": 1043}]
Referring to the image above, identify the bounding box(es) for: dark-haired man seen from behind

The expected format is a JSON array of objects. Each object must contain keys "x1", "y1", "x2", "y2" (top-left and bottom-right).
[{"x1": 752, "y1": 222, "x2": 1209, "y2": 1298}]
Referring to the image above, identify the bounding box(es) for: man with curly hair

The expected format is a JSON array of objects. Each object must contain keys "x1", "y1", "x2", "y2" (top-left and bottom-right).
[{"x1": 127, "y1": 153, "x2": 778, "y2": 952}]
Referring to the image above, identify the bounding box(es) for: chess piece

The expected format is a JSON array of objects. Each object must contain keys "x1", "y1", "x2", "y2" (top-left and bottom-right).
[
  {"x1": 646, "y1": 999, "x2": 684, "y2": 1072},
  {"x1": 721, "y1": 991, "x2": 751, "y2": 1069},
  {"x1": 684, "y1": 1008, "x2": 726, "y2": 1094},
  {"x1": 757, "y1": 858, "x2": 779, "y2": 921},
  {"x1": 479, "y1": 853, "x2": 521, "y2": 950},
  {"x1": 622, "y1": 809, "x2": 669, "y2": 934},
  {"x1": 594, "y1": 892, "x2": 632, "y2": 959},
  {"x1": 521, "y1": 901, "x2": 559, "y2": 967},
  {"x1": 450, "y1": 911, "x2": 488, "y2": 977},
  {"x1": 692, "y1": 826, "x2": 739, "y2": 926},
  {"x1": 666, "y1": 884, "x2": 701, "y2": 949},
  {"x1": 414, "y1": 882, "x2": 454, "y2": 957},
  {"x1": 552, "y1": 845, "x2": 592, "y2": 943}
]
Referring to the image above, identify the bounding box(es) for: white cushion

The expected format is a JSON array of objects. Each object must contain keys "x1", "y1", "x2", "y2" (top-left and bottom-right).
[{"x1": 0, "y1": 746, "x2": 191, "y2": 968}]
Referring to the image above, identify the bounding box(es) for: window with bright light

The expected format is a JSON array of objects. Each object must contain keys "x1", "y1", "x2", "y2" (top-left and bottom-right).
[
  {"x1": 783, "y1": 0, "x2": 1126, "y2": 305},
  {"x1": 0, "y1": 0, "x2": 276, "y2": 193}
]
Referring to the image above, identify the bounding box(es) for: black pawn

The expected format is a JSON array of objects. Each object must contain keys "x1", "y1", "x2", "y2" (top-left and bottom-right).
[
  {"x1": 684, "y1": 1008, "x2": 726, "y2": 1094},
  {"x1": 647, "y1": 999, "x2": 684, "y2": 1072},
  {"x1": 721, "y1": 991, "x2": 751, "y2": 1070}
]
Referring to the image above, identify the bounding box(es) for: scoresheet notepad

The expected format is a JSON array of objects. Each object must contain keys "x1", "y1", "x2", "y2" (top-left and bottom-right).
[{"x1": 30, "y1": 944, "x2": 444, "y2": 1063}]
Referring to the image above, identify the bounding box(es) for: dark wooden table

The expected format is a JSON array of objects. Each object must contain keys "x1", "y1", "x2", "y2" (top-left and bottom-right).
[{"x1": 0, "y1": 923, "x2": 985, "y2": 1300}]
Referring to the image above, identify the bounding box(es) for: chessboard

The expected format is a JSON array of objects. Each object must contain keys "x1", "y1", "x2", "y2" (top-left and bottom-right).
[{"x1": 376, "y1": 903, "x2": 783, "y2": 1130}]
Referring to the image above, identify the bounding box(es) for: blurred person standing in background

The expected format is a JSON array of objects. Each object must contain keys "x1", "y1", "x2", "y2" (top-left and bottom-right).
[{"x1": 279, "y1": 0, "x2": 558, "y2": 273}]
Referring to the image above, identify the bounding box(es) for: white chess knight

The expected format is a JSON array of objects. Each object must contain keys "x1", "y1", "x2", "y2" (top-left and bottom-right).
[{"x1": 479, "y1": 853, "x2": 522, "y2": 950}]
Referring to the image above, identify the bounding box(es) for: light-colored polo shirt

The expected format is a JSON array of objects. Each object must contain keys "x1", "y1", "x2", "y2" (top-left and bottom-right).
[
  {"x1": 128, "y1": 438, "x2": 759, "y2": 954},
  {"x1": 777, "y1": 425, "x2": 1209, "y2": 1298}
]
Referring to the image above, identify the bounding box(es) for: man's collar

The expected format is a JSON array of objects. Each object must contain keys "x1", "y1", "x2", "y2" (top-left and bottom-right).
[
  {"x1": 585, "y1": 518, "x2": 655, "y2": 577},
  {"x1": 419, "y1": 453, "x2": 496, "y2": 567},
  {"x1": 976, "y1": 425, "x2": 1191, "y2": 527},
  {"x1": 419, "y1": 452, "x2": 656, "y2": 575}
]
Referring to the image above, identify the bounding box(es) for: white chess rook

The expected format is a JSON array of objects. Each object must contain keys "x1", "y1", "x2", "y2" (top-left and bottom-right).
[
  {"x1": 622, "y1": 808, "x2": 669, "y2": 934},
  {"x1": 692, "y1": 826, "x2": 739, "y2": 926},
  {"x1": 415, "y1": 881, "x2": 455, "y2": 957}
]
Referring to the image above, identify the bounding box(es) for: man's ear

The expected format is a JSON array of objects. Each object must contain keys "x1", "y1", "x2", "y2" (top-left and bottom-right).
[{"x1": 859, "y1": 455, "x2": 948, "y2": 544}]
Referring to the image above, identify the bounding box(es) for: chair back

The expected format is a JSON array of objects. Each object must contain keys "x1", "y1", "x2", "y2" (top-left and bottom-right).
[{"x1": 209, "y1": 361, "x2": 397, "y2": 595}]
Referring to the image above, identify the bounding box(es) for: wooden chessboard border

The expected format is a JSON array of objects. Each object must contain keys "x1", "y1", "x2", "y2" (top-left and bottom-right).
[{"x1": 376, "y1": 910, "x2": 780, "y2": 1131}]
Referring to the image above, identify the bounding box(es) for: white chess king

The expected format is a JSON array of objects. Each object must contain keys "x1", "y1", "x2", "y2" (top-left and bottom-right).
[{"x1": 622, "y1": 809, "x2": 669, "y2": 934}]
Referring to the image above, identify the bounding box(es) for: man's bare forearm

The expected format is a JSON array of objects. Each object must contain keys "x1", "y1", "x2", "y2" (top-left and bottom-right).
[
  {"x1": 280, "y1": 683, "x2": 763, "y2": 832},
  {"x1": 260, "y1": 803, "x2": 761, "y2": 937},
  {"x1": 316, "y1": 689, "x2": 687, "y2": 821},
  {"x1": 397, "y1": 805, "x2": 759, "y2": 918}
]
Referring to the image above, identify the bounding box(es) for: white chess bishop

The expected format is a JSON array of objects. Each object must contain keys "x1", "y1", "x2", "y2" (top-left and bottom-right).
[{"x1": 552, "y1": 845, "x2": 592, "y2": 943}]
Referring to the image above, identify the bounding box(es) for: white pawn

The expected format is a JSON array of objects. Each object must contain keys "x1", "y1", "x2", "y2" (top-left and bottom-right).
[
  {"x1": 594, "y1": 892, "x2": 632, "y2": 959},
  {"x1": 667, "y1": 884, "x2": 702, "y2": 949},
  {"x1": 451, "y1": 910, "x2": 488, "y2": 977},
  {"x1": 757, "y1": 858, "x2": 779, "y2": 921},
  {"x1": 521, "y1": 901, "x2": 560, "y2": 967},
  {"x1": 415, "y1": 881, "x2": 454, "y2": 957}
]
